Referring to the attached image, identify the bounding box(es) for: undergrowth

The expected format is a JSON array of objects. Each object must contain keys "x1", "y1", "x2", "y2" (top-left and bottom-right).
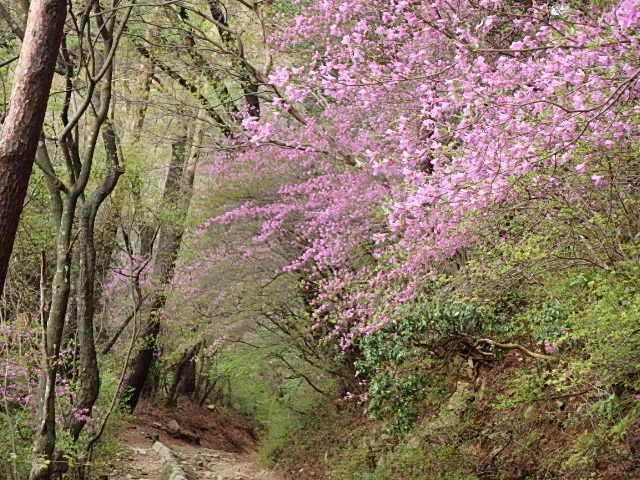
[{"x1": 243, "y1": 264, "x2": 640, "y2": 480}]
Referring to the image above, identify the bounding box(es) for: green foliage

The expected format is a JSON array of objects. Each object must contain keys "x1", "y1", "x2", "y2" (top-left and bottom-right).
[
  {"x1": 272, "y1": 0, "x2": 301, "y2": 14},
  {"x1": 551, "y1": 271, "x2": 640, "y2": 397},
  {"x1": 529, "y1": 302, "x2": 570, "y2": 343},
  {"x1": 367, "y1": 441, "x2": 479, "y2": 480},
  {"x1": 562, "y1": 402, "x2": 640, "y2": 473},
  {"x1": 260, "y1": 401, "x2": 328, "y2": 467},
  {"x1": 328, "y1": 405, "x2": 479, "y2": 480},
  {"x1": 211, "y1": 337, "x2": 338, "y2": 466},
  {"x1": 329, "y1": 439, "x2": 377, "y2": 480},
  {"x1": 301, "y1": 248, "x2": 640, "y2": 479},
  {"x1": 0, "y1": 408, "x2": 35, "y2": 478},
  {"x1": 357, "y1": 299, "x2": 505, "y2": 434},
  {"x1": 492, "y1": 368, "x2": 550, "y2": 409}
]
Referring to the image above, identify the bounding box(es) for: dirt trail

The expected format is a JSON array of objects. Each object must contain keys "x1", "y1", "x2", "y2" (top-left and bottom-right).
[{"x1": 109, "y1": 400, "x2": 280, "y2": 480}]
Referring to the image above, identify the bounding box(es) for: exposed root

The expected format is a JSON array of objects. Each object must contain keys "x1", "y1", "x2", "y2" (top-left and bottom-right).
[{"x1": 475, "y1": 338, "x2": 558, "y2": 362}]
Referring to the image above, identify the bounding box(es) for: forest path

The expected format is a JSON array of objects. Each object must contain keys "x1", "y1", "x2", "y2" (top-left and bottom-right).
[{"x1": 109, "y1": 400, "x2": 281, "y2": 480}]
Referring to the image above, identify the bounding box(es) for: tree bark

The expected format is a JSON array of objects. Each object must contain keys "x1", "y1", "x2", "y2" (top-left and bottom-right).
[
  {"x1": 208, "y1": 1, "x2": 260, "y2": 118},
  {"x1": 93, "y1": 123, "x2": 123, "y2": 301},
  {"x1": 68, "y1": 3, "x2": 126, "y2": 441},
  {"x1": 30, "y1": 195, "x2": 77, "y2": 480},
  {"x1": 0, "y1": 0, "x2": 67, "y2": 296},
  {"x1": 122, "y1": 115, "x2": 202, "y2": 412},
  {"x1": 30, "y1": 2, "x2": 134, "y2": 475},
  {"x1": 69, "y1": 125, "x2": 123, "y2": 440},
  {"x1": 166, "y1": 341, "x2": 202, "y2": 407}
]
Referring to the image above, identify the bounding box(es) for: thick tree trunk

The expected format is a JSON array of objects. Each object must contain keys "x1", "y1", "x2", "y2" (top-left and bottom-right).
[
  {"x1": 0, "y1": 0, "x2": 67, "y2": 295},
  {"x1": 179, "y1": 360, "x2": 197, "y2": 397}
]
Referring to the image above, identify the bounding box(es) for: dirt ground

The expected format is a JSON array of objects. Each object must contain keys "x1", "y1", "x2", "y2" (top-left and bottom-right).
[{"x1": 108, "y1": 399, "x2": 281, "y2": 480}]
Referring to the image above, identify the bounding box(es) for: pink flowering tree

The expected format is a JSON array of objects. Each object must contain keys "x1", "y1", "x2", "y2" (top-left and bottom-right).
[{"x1": 187, "y1": 0, "x2": 640, "y2": 347}]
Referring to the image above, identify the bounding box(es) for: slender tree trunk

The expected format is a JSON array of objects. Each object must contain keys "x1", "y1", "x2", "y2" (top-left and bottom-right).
[
  {"x1": 69, "y1": 123, "x2": 123, "y2": 440},
  {"x1": 68, "y1": 8, "x2": 124, "y2": 439},
  {"x1": 30, "y1": 196, "x2": 77, "y2": 480},
  {"x1": 128, "y1": 57, "x2": 154, "y2": 142},
  {"x1": 0, "y1": 3, "x2": 26, "y2": 40},
  {"x1": 208, "y1": 0, "x2": 260, "y2": 117},
  {"x1": 0, "y1": 0, "x2": 67, "y2": 295},
  {"x1": 31, "y1": 10, "x2": 131, "y2": 476},
  {"x1": 166, "y1": 341, "x2": 202, "y2": 407},
  {"x1": 122, "y1": 115, "x2": 203, "y2": 412},
  {"x1": 93, "y1": 122, "x2": 124, "y2": 322}
]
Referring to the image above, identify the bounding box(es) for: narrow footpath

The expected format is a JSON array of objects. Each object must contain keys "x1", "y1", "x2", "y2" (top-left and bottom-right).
[{"x1": 109, "y1": 400, "x2": 280, "y2": 480}]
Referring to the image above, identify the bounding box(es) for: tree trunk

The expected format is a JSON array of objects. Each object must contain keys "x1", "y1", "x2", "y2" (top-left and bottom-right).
[
  {"x1": 122, "y1": 121, "x2": 196, "y2": 412},
  {"x1": 69, "y1": 124, "x2": 123, "y2": 440},
  {"x1": 93, "y1": 122, "x2": 124, "y2": 330},
  {"x1": 208, "y1": 1, "x2": 260, "y2": 117},
  {"x1": 166, "y1": 341, "x2": 202, "y2": 407},
  {"x1": 67, "y1": 8, "x2": 124, "y2": 440},
  {"x1": 30, "y1": 2, "x2": 133, "y2": 472},
  {"x1": 0, "y1": 0, "x2": 67, "y2": 296},
  {"x1": 30, "y1": 196, "x2": 77, "y2": 480}
]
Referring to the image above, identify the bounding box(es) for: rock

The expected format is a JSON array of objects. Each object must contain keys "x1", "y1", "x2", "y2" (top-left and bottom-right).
[
  {"x1": 407, "y1": 380, "x2": 474, "y2": 448},
  {"x1": 166, "y1": 418, "x2": 200, "y2": 444},
  {"x1": 153, "y1": 441, "x2": 189, "y2": 480}
]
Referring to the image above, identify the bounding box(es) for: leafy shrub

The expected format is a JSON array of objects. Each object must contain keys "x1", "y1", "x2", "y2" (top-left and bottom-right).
[
  {"x1": 530, "y1": 303, "x2": 571, "y2": 344},
  {"x1": 357, "y1": 300, "x2": 505, "y2": 434},
  {"x1": 562, "y1": 269, "x2": 640, "y2": 396}
]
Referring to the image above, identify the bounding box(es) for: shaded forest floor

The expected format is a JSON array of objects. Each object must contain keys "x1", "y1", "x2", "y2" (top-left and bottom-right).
[{"x1": 109, "y1": 400, "x2": 280, "y2": 480}]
